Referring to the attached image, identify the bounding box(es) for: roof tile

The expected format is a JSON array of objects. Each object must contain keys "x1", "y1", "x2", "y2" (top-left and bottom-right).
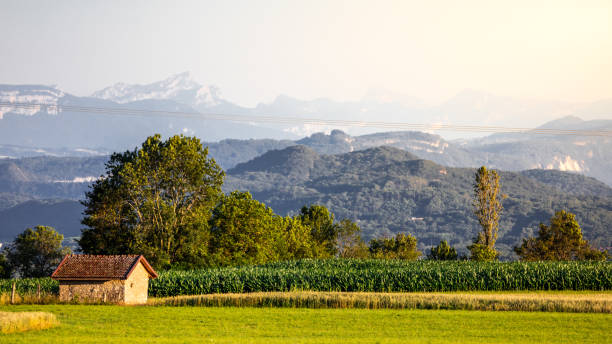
[{"x1": 51, "y1": 255, "x2": 157, "y2": 280}]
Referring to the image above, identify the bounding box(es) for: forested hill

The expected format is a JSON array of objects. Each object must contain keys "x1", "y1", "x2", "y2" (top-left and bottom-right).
[
  {"x1": 225, "y1": 146, "x2": 612, "y2": 258},
  {"x1": 519, "y1": 169, "x2": 612, "y2": 198},
  {"x1": 0, "y1": 145, "x2": 610, "y2": 257}
]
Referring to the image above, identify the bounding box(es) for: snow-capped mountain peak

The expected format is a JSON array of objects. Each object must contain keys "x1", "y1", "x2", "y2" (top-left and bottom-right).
[
  {"x1": 91, "y1": 72, "x2": 224, "y2": 109},
  {"x1": 0, "y1": 85, "x2": 65, "y2": 119}
]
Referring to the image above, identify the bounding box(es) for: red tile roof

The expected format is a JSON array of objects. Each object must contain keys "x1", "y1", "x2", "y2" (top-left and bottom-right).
[{"x1": 51, "y1": 255, "x2": 158, "y2": 281}]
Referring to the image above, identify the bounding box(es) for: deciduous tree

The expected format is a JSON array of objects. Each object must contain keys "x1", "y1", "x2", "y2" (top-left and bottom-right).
[
  {"x1": 208, "y1": 191, "x2": 284, "y2": 266},
  {"x1": 514, "y1": 210, "x2": 607, "y2": 261},
  {"x1": 277, "y1": 216, "x2": 316, "y2": 260},
  {"x1": 298, "y1": 205, "x2": 339, "y2": 257},
  {"x1": 7, "y1": 226, "x2": 71, "y2": 278},
  {"x1": 0, "y1": 251, "x2": 11, "y2": 278},
  {"x1": 336, "y1": 219, "x2": 369, "y2": 258},
  {"x1": 79, "y1": 134, "x2": 224, "y2": 268},
  {"x1": 369, "y1": 233, "x2": 421, "y2": 260}
]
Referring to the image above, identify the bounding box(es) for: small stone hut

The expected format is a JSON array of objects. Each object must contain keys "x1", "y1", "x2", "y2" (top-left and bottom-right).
[{"x1": 51, "y1": 255, "x2": 158, "y2": 304}]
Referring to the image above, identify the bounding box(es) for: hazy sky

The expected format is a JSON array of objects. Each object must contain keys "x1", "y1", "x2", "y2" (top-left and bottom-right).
[{"x1": 1, "y1": 0, "x2": 611, "y2": 107}]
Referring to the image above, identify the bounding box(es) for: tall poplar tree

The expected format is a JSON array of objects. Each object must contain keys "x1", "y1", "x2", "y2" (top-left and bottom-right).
[{"x1": 469, "y1": 166, "x2": 503, "y2": 261}]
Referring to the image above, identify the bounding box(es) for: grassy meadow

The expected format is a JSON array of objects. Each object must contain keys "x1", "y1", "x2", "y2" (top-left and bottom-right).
[{"x1": 0, "y1": 305, "x2": 611, "y2": 344}]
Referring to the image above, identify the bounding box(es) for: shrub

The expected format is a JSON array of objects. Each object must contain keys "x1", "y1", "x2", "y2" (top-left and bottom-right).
[{"x1": 429, "y1": 240, "x2": 458, "y2": 260}]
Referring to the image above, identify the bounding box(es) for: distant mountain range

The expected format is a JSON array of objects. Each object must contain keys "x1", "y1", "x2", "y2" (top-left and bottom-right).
[
  {"x1": 1, "y1": 72, "x2": 610, "y2": 183},
  {"x1": 91, "y1": 71, "x2": 237, "y2": 112},
  {"x1": 206, "y1": 117, "x2": 612, "y2": 185},
  {"x1": 0, "y1": 115, "x2": 611, "y2": 188},
  {"x1": 2, "y1": 72, "x2": 611, "y2": 144},
  {"x1": 0, "y1": 75, "x2": 294, "y2": 150}
]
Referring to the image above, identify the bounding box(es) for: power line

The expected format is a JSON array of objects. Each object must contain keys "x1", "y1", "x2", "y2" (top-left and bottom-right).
[{"x1": 1, "y1": 101, "x2": 611, "y2": 137}]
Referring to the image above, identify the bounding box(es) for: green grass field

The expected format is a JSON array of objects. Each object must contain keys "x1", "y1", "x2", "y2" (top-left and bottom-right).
[{"x1": 0, "y1": 305, "x2": 610, "y2": 343}]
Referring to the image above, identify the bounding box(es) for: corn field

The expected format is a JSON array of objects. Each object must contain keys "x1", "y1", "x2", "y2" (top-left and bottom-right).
[
  {"x1": 0, "y1": 278, "x2": 58, "y2": 294},
  {"x1": 0, "y1": 260, "x2": 609, "y2": 298},
  {"x1": 149, "y1": 259, "x2": 612, "y2": 297}
]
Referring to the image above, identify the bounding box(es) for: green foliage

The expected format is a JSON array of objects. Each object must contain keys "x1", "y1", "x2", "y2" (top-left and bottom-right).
[
  {"x1": 0, "y1": 252, "x2": 11, "y2": 279},
  {"x1": 148, "y1": 259, "x2": 612, "y2": 296},
  {"x1": 6, "y1": 226, "x2": 71, "y2": 278},
  {"x1": 468, "y1": 242, "x2": 499, "y2": 262},
  {"x1": 336, "y1": 219, "x2": 369, "y2": 258},
  {"x1": 368, "y1": 233, "x2": 421, "y2": 260},
  {"x1": 209, "y1": 191, "x2": 284, "y2": 266},
  {"x1": 515, "y1": 210, "x2": 608, "y2": 261},
  {"x1": 298, "y1": 205, "x2": 338, "y2": 257},
  {"x1": 471, "y1": 166, "x2": 503, "y2": 260},
  {"x1": 276, "y1": 216, "x2": 316, "y2": 260},
  {"x1": 208, "y1": 199, "x2": 364, "y2": 265},
  {"x1": 429, "y1": 240, "x2": 458, "y2": 260},
  {"x1": 79, "y1": 134, "x2": 225, "y2": 269}
]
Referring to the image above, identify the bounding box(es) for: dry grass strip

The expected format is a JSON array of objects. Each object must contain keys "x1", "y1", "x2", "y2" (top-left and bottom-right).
[
  {"x1": 0, "y1": 293, "x2": 59, "y2": 305},
  {"x1": 151, "y1": 291, "x2": 612, "y2": 313},
  {"x1": 0, "y1": 312, "x2": 58, "y2": 334}
]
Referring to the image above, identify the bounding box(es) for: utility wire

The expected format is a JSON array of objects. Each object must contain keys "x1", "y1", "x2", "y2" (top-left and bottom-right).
[{"x1": 1, "y1": 101, "x2": 611, "y2": 137}]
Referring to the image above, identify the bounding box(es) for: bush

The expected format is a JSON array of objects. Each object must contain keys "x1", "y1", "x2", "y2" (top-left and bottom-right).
[
  {"x1": 468, "y1": 243, "x2": 498, "y2": 261},
  {"x1": 428, "y1": 241, "x2": 458, "y2": 260}
]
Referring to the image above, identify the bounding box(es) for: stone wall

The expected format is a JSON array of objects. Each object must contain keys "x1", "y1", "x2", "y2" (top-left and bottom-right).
[
  {"x1": 59, "y1": 280, "x2": 125, "y2": 303},
  {"x1": 124, "y1": 263, "x2": 150, "y2": 304}
]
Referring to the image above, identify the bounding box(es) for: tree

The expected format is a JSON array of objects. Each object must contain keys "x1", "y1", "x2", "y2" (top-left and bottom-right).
[
  {"x1": 277, "y1": 216, "x2": 317, "y2": 260},
  {"x1": 369, "y1": 233, "x2": 421, "y2": 260},
  {"x1": 429, "y1": 240, "x2": 458, "y2": 260},
  {"x1": 469, "y1": 166, "x2": 503, "y2": 261},
  {"x1": 79, "y1": 134, "x2": 225, "y2": 269},
  {"x1": 298, "y1": 205, "x2": 339, "y2": 257},
  {"x1": 336, "y1": 219, "x2": 369, "y2": 258},
  {"x1": 7, "y1": 226, "x2": 71, "y2": 278},
  {"x1": 514, "y1": 210, "x2": 608, "y2": 261},
  {"x1": 0, "y1": 251, "x2": 11, "y2": 278},
  {"x1": 209, "y1": 191, "x2": 285, "y2": 266}
]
